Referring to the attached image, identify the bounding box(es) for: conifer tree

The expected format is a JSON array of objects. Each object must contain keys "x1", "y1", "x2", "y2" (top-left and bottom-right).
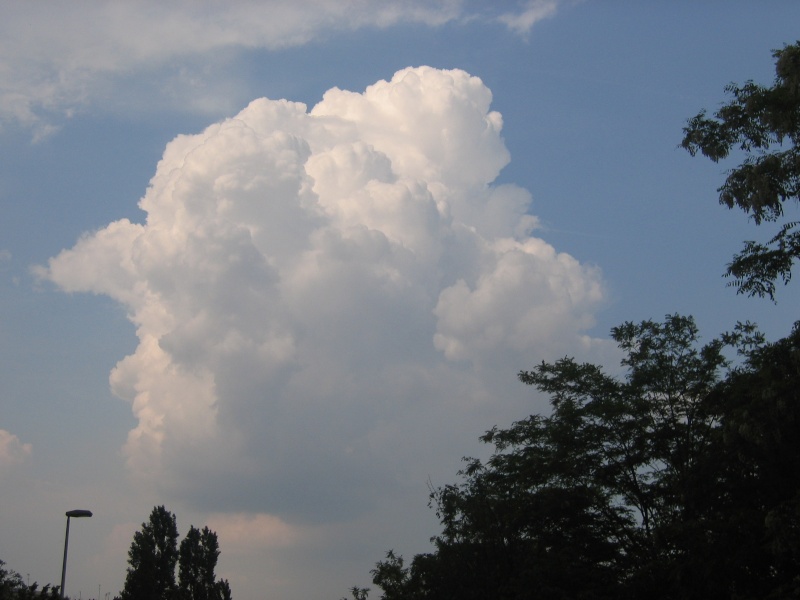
[
  {"x1": 120, "y1": 506, "x2": 179, "y2": 600},
  {"x1": 178, "y1": 526, "x2": 232, "y2": 600}
]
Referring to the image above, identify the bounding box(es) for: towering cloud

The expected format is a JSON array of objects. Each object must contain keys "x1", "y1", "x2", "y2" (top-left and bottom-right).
[{"x1": 41, "y1": 67, "x2": 605, "y2": 523}]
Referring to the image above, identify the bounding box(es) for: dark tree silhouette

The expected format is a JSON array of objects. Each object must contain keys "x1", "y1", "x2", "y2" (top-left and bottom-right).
[
  {"x1": 120, "y1": 506, "x2": 179, "y2": 600},
  {"x1": 119, "y1": 508, "x2": 232, "y2": 600},
  {"x1": 343, "y1": 316, "x2": 800, "y2": 600},
  {"x1": 0, "y1": 559, "x2": 62, "y2": 599},
  {"x1": 178, "y1": 526, "x2": 232, "y2": 600},
  {"x1": 682, "y1": 41, "x2": 800, "y2": 299}
]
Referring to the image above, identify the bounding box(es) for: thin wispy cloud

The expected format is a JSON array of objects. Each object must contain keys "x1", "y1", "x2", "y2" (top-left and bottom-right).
[
  {"x1": 0, "y1": 1, "x2": 562, "y2": 137},
  {"x1": 497, "y1": 0, "x2": 560, "y2": 36}
]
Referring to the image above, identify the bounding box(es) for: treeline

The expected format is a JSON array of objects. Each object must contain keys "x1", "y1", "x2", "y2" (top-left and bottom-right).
[
  {"x1": 0, "y1": 561, "x2": 60, "y2": 599},
  {"x1": 1, "y1": 506, "x2": 230, "y2": 600},
  {"x1": 341, "y1": 40, "x2": 800, "y2": 600}
]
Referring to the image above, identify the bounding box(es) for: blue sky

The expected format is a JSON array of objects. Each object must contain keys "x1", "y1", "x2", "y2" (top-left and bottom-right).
[{"x1": 1, "y1": 2, "x2": 799, "y2": 599}]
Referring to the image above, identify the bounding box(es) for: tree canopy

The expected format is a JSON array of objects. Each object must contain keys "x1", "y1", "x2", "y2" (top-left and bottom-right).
[
  {"x1": 121, "y1": 507, "x2": 231, "y2": 600},
  {"x1": 178, "y1": 526, "x2": 232, "y2": 600},
  {"x1": 343, "y1": 315, "x2": 800, "y2": 600},
  {"x1": 682, "y1": 41, "x2": 800, "y2": 299},
  {"x1": 121, "y1": 506, "x2": 180, "y2": 600},
  {"x1": 0, "y1": 560, "x2": 60, "y2": 600}
]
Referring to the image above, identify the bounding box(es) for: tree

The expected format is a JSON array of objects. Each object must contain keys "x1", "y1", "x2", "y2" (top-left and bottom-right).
[
  {"x1": 120, "y1": 508, "x2": 232, "y2": 600},
  {"x1": 681, "y1": 41, "x2": 800, "y2": 299},
  {"x1": 178, "y1": 526, "x2": 232, "y2": 600},
  {"x1": 120, "y1": 506, "x2": 179, "y2": 600},
  {"x1": 423, "y1": 315, "x2": 738, "y2": 600},
  {"x1": 0, "y1": 560, "x2": 60, "y2": 600},
  {"x1": 343, "y1": 315, "x2": 800, "y2": 599},
  {"x1": 709, "y1": 322, "x2": 800, "y2": 598}
]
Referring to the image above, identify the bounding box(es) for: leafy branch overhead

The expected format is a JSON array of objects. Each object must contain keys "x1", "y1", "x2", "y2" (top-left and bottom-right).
[{"x1": 682, "y1": 41, "x2": 800, "y2": 299}]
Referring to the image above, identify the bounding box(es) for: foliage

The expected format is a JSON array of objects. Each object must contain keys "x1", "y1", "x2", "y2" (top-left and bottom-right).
[
  {"x1": 343, "y1": 315, "x2": 800, "y2": 599},
  {"x1": 710, "y1": 321, "x2": 800, "y2": 598},
  {"x1": 178, "y1": 526, "x2": 232, "y2": 600},
  {"x1": 121, "y1": 507, "x2": 231, "y2": 600},
  {"x1": 120, "y1": 506, "x2": 179, "y2": 600},
  {"x1": 0, "y1": 560, "x2": 60, "y2": 600},
  {"x1": 682, "y1": 41, "x2": 800, "y2": 299}
]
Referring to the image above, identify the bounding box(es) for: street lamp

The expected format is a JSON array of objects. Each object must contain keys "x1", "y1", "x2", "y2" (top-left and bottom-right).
[{"x1": 60, "y1": 509, "x2": 92, "y2": 599}]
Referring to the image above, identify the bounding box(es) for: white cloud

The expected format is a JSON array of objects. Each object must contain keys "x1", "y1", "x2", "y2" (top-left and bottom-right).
[
  {"x1": 0, "y1": 1, "x2": 567, "y2": 136},
  {"x1": 40, "y1": 66, "x2": 606, "y2": 524},
  {"x1": 207, "y1": 512, "x2": 308, "y2": 553},
  {"x1": 0, "y1": 429, "x2": 32, "y2": 469},
  {"x1": 497, "y1": 0, "x2": 560, "y2": 36}
]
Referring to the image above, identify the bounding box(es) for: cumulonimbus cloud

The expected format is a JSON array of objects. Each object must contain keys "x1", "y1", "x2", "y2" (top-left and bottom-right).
[{"x1": 39, "y1": 66, "x2": 604, "y2": 523}]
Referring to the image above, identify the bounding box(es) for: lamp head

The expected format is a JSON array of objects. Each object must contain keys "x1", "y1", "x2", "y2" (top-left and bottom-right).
[{"x1": 65, "y1": 510, "x2": 92, "y2": 518}]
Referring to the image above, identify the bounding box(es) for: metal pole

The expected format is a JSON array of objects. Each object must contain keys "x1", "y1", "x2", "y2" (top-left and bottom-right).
[
  {"x1": 59, "y1": 510, "x2": 91, "y2": 599},
  {"x1": 60, "y1": 515, "x2": 71, "y2": 598}
]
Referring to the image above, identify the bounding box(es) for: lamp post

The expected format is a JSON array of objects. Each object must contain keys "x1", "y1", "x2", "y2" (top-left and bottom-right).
[{"x1": 60, "y1": 509, "x2": 92, "y2": 599}]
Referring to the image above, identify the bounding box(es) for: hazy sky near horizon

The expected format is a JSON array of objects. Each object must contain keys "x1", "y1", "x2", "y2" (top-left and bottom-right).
[{"x1": 2, "y1": 2, "x2": 800, "y2": 599}]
